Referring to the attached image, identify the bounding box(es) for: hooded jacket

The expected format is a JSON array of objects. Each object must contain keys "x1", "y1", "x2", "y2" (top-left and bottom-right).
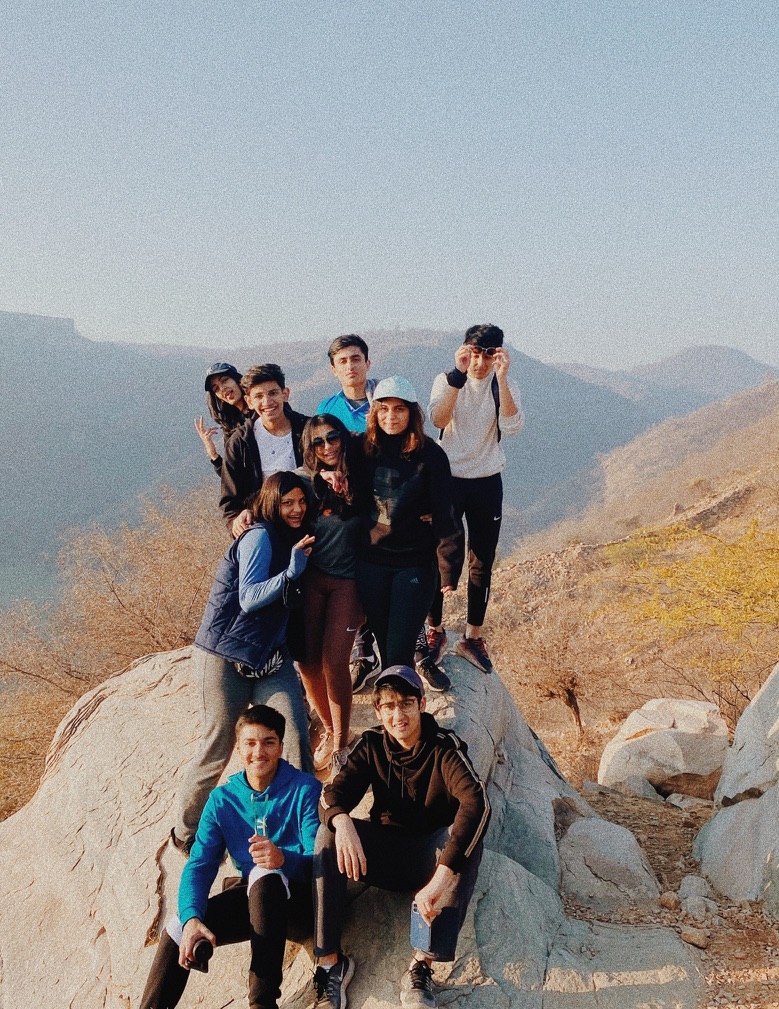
[
  {"x1": 319, "y1": 712, "x2": 490, "y2": 874},
  {"x1": 179, "y1": 759, "x2": 321, "y2": 925},
  {"x1": 219, "y1": 406, "x2": 309, "y2": 532}
]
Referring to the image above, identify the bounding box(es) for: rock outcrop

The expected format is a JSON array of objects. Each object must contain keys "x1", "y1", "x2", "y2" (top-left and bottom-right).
[
  {"x1": 0, "y1": 647, "x2": 701, "y2": 1007},
  {"x1": 598, "y1": 699, "x2": 728, "y2": 799},
  {"x1": 694, "y1": 662, "x2": 779, "y2": 914}
]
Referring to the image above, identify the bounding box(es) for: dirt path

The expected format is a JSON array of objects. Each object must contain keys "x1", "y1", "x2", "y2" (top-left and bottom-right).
[{"x1": 573, "y1": 791, "x2": 779, "y2": 1008}]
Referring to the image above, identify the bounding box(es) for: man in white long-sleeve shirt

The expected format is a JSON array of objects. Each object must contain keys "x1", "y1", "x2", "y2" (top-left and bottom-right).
[{"x1": 424, "y1": 324, "x2": 524, "y2": 673}]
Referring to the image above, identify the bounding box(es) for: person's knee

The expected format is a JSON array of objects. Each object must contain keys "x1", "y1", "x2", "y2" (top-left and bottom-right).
[{"x1": 248, "y1": 870, "x2": 287, "y2": 907}]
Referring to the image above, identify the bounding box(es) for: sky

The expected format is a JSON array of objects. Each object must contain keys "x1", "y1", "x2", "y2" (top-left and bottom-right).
[{"x1": 2, "y1": 0, "x2": 778, "y2": 369}]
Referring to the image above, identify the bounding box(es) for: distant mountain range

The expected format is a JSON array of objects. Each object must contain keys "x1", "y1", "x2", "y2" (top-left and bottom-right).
[{"x1": 2, "y1": 309, "x2": 777, "y2": 604}]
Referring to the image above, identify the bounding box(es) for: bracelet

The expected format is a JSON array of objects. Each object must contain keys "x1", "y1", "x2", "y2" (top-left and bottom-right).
[{"x1": 445, "y1": 368, "x2": 467, "y2": 389}]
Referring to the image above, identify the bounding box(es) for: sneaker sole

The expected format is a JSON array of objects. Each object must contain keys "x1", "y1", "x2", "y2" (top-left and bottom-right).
[
  {"x1": 453, "y1": 643, "x2": 492, "y2": 674},
  {"x1": 340, "y1": 956, "x2": 356, "y2": 1009}
]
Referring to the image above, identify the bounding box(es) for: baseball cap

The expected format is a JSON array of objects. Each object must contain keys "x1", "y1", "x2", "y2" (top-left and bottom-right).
[
  {"x1": 374, "y1": 664, "x2": 425, "y2": 697},
  {"x1": 372, "y1": 376, "x2": 418, "y2": 404},
  {"x1": 204, "y1": 362, "x2": 241, "y2": 391}
]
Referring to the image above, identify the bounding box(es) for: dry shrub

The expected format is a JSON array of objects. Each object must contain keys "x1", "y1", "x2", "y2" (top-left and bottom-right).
[
  {"x1": 477, "y1": 549, "x2": 636, "y2": 740},
  {"x1": 0, "y1": 484, "x2": 226, "y2": 818}
]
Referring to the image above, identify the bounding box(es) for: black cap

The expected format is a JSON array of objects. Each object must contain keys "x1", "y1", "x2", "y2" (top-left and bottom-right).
[{"x1": 204, "y1": 362, "x2": 241, "y2": 391}]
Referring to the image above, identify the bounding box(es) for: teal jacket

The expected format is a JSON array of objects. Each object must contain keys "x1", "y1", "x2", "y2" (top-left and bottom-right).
[{"x1": 178, "y1": 760, "x2": 321, "y2": 925}]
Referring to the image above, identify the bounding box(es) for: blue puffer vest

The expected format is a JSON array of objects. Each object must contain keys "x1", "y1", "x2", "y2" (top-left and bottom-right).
[{"x1": 194, "y1": 522, "x2": 291, "y2": 670}]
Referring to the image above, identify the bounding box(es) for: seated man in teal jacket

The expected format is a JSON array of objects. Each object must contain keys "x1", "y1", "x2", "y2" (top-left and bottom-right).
[{"x1": 140, "y1": 704, "x2": 321, "y2": 1009}]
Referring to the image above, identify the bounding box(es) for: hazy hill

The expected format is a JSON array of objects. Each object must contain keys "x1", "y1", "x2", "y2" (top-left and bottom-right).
[
  {"x1": 2, "y1": 309, "x2": 775, "y2": 604},
  {"x1": 517, "y1": 379, "x2": 779, "y2": 557},
  {"x1": 554, "y1": 345, "x2": 779, "y2": 423}
]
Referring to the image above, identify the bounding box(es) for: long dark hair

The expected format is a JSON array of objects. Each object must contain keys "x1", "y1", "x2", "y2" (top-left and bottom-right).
[
  {"x1": 248, "y1": 472, "x2": 310, "y2": 535},
  {"x1": 364, "y1": 400, "x2": 426, "y2": 460},
  {"x1": 205, "y1": 364, "x2": 248, "y2": 437},
  {"x1": 301, "y1": 414, "x2": 354, "y2": 506}
]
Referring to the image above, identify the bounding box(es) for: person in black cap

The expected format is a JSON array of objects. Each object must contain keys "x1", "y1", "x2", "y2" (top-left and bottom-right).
[
  {"x1": 422, "y1": 324, "x2": 524, "y2": 674},
  {"x1": 309, "y1": 665, "x2": 489, "y2": 1009},
  {"x1": 195, "y1": 363, "x2": 254, "y2": 476}
]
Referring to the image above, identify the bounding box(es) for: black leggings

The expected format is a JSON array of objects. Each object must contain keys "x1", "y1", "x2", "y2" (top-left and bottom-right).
[
  {"x1": 139, "y1": 875, "x2": 311, "y2": 1009},
  {"x1": 429, "y1": 473, "x2": 502, "y2": 628},
  {"x1": 356, "y1": 559, "x2": 437, "y2": 668}
]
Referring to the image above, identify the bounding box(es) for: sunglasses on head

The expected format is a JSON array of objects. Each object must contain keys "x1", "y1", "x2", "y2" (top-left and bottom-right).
[
  {"x1": 470, "y1": 346, "x2": 498, "y2": 358},
  {"x1": 311, "y1": 431, "x2": 342, "y2": 448}
]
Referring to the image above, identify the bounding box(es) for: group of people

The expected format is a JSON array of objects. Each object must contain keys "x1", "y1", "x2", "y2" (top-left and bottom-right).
[{"x1": 143, "y1": 325, "x2": 524, "y2": 1009}]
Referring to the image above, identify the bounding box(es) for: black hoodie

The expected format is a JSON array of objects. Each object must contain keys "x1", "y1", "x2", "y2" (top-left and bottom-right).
[{"x1": 320, "y1": 712, "x2": 490, "y2": 874}]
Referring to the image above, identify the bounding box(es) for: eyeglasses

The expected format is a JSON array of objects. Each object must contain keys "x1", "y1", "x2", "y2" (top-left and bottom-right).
[
  {"x1": 377, "y1": 698, "x2": 419, "y2": 715},
  {"x1": 311, "y1": 431, "x2": 342, "y2": 448},
  {"x1": 470, "y1": 346, "x2": 498, "y2": 358}
]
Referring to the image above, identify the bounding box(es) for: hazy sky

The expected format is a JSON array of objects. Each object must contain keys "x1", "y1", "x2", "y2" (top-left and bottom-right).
[{"x1": 3, "y1": 1, "x2": 777, "y2": 368}]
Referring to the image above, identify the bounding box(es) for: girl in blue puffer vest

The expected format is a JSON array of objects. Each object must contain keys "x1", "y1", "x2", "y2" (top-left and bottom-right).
[{"x1": 172, "y1": 471, "x2": 315, "y2": 852}]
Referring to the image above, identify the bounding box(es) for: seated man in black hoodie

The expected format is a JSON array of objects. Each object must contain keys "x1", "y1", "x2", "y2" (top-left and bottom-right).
[
  {"x1": 310, "y1": 666, "x2": 490, "y2": 1009},
  {"x1": 220, "y1": 363, "x2": 310, "y2": 538}
]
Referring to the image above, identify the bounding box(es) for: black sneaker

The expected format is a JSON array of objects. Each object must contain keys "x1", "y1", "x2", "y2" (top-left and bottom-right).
[
  {"x1": 311, "y1": 954, "x2": 355, "y2": 1009},
  {"x1": 414, "y1": 626, "x2": 430, "y2": 665},
  {"x1": 351, "y1": 654, "x2": 380, "y2": 693},
  {"x1": 416, "y1": 656, "x2": 451, "y2": 693},
  {"x1": 400, "y1": 959, "x2": 437, "y2": 1008}
]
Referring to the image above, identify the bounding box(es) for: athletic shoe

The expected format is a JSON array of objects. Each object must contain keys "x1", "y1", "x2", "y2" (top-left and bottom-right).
[
  {"x1": 414, "y1": 626, "x2": 430, "y2": 665},
  {"x1": 330, "y1": 745, "x2": 351, "y2": 776},
  {"x1": 310, "y1": 954, "x2": 355, "y2": 1009},
  {"x1": 453, "y1": 636, "x2": 493, "y2": 673},
  {"x1": 416, "y1": 656, "x2": 451, "y2": 693},
  {"x1": 169, "y1": 827, "x2": 193, "y2": 858},
  {"x1": 400, "y1": 960, "x2": 437, "y2": 1008},
  {"x1": 313, "y1": 729, "x2": 334, "y2": 772},
  {"x1": 425, "y1": 627, "x2": 448, "y2": 665},
  {"x1": 351, "y1": 653, "x2": 380, "y2": 693}
]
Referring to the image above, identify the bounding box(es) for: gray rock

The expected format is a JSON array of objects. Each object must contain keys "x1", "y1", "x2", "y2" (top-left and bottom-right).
[
  {"x1": 716, "y1": 661, "x2": 779, "y2": 806},
  {"x1": 612, "y1": 775, "x2": 663, "y2": 801},
  {"x1": 0, "y1": 647, "x2": 701, "y2": 1008},
  {"x1": 558, "y1": 818, "x2": 660, "y2": 910},
  {"x1": 694, "y1": 789, "x2": 779, "y2": 907},
  {"x1": 678, "y1": 875, "x2": 713, "y2": 900},
  {"x1": 598, "y1": 699, "x2": 728, "y2": 800},
  {"x1": 693, "y1": 665, "x2": 779, "y2": 916},
  {"x1": 680, "y1": 895, "x2": 718, "y2": 920},
  {"x1": 665, "y1": 793, "x2": 714, "y2": 812}
]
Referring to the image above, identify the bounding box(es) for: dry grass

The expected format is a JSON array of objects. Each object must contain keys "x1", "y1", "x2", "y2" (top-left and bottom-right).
[{"x1": 0, "y1": 484, "x2": 225, "y2": 820}]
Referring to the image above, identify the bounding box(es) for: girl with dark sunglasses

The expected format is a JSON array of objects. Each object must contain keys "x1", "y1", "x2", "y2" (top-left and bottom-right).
[{"x1": 297, "y1": 414, "x2": 362, "y2": 775}]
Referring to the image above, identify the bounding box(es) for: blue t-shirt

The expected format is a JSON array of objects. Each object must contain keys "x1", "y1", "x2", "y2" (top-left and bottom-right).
[{"x1": 316, "y1": 379, "x2": 378, "y2": 433}]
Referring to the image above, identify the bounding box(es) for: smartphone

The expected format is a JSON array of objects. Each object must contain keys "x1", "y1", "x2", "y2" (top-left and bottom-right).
[
  {"x1": 410, "y1": 902, "x2": 432, "y2": 951},
  {"x1": 189, "y1": 938, "x2": 213, "y2": 973}
]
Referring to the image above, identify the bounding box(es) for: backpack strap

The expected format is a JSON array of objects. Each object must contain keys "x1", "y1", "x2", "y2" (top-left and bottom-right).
[{"x1": 492, "y1": 374, "x2": 501, "y2": 442}]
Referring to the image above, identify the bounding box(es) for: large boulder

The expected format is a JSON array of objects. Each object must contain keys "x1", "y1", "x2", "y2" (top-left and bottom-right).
[
  {"x1": 694, "y1": 662, "x2": 779, "y2": 914},
  {"x1": 558, "y1": 818, "x2": 659, "y2": 911},
  {"x1": 598, "y1": 699, "x2": 728, "y2": 799},
  {"x1": 715, "y1": 661, "x2": 779, "y2": 806},
  {"x1": 0, "y1": 647, "x2": 700, "y2": 1008}
]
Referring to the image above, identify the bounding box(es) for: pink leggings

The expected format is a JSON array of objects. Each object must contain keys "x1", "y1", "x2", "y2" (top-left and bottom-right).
[{"x1": 298, "y1": 567, "x2": 362, "y2": 750}]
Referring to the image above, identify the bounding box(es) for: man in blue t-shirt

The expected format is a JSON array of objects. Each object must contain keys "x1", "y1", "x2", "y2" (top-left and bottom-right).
[
  {"x1": 316, "y1": 334, "x2": 378, "y2": 434},
  {"x1": 139, "y1": 705, "x2": 320, "y2": 1009}
]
